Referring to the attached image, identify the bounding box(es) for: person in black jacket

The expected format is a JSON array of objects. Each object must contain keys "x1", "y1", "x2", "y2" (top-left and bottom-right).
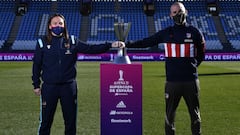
[
  {"x1": 126, "y1": 2, "x2": 205, "y2": 135},
  {"x1": 32, "y1": 13, "x2": 124, "y2": 135}
]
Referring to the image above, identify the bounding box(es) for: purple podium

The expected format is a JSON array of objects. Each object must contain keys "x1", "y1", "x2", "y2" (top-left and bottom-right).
[{"x1": 100, "y1": 63, "x2": 142, "y2": 135}]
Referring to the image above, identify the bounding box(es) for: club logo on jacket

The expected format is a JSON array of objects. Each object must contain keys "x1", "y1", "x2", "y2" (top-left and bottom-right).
[
  {"x1": 47, "y1": 45, "x2": 51, "y2": 49},
  {"x1": 184, "y1": 33, "x2": 193, "y2": 42},
  {"x1": 186, "y1": 33, "x2": 191, "y2": 38}
]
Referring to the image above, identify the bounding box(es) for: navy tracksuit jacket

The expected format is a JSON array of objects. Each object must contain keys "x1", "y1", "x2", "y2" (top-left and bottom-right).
[
  {"x1": 32, "y1": 35, "x2": 111, "y2": 135},
  {"x1": 126, "y1": 24, "x2": 205, "y2": 135}
]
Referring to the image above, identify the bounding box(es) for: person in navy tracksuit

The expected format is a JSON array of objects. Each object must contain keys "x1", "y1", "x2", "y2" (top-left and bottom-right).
[
  {"x1": 126, "y1": 2, "x2": 205, "y2": 135},
  {"x1": 32, "y1": 13, "x2": 124, "y2": 135}
]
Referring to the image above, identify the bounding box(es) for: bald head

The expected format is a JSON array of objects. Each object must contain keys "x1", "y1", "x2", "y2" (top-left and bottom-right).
[
  {"x1": 170, "y1": 2, "x2": 187, "y2": 25},
  {"x1": 170, "y1": 2, "x2": 187, "y2": 17}
]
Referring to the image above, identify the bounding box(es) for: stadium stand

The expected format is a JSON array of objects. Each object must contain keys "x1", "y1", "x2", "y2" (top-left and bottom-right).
[
  {"x1": 218, "y1": 1, "x2": 240, "y2": 50},
  {"x1": 0, "y1": 2, "x2": 15, "y2": 49},
  {"x1": 88, "y1": 1, "x2": 148, "y2": 43},
  {"x1": 11, "y1": 1, "x2": 82, "y2": 50},
  {"x1": 0, "y1": 12, "x2": 15, "y2": 49},
  {"x1": 0, "y1": 0, "x2": 239, "y2": 52}
]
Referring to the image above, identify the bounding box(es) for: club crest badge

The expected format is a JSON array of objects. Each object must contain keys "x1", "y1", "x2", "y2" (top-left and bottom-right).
[
  {"x1": 47, "y1": 45, "x2": 51, "y2": 49},
  {"x1": 186, "y1": 33, "x2": 191, "y2": 38}
]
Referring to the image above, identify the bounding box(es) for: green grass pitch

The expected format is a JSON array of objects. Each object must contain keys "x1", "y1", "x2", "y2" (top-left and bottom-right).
[{"x1": 0, "y1": 61, "x2": 239, "y2": 135}]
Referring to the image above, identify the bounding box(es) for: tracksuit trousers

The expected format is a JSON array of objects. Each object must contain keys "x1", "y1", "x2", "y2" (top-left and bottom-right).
[
  {"x1": 165, "y1": 79, "x2": 201, "y2": 135},
  {"x1": 38, "y1": 81, "x2": 77, "y2": 135}
]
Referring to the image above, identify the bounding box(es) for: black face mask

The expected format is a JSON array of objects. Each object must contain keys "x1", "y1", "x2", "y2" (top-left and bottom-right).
[{"x1": 172, "y1": 11, "x2": 186, "y2": 25}]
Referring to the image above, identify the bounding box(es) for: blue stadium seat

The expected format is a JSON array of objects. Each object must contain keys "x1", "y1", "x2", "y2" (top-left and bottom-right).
[
  {"x1": 28, "y1": 1, "x2": 52, "y2": 12},
  {"x1": 0, "y1": 1, "x2": 15, "y2": 12}
]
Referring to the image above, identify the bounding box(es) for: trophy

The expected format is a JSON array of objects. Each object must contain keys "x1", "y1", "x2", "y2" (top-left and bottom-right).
[{"x1": 113, "y1": 22, "x2": 131, "y2": 64}]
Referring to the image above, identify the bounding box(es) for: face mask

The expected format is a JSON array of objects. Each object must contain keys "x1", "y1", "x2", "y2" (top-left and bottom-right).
[
  {"x1": 51, "y1": 26, "x2": 64, "y2": 36},
  {"x1": 173, "y1": 11, "x2": 186, "y2": 25}
]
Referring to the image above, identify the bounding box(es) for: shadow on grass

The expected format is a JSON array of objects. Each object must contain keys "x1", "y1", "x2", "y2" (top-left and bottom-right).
[
  {"x1": 155, "y1": 72, "x2": 240, "y2": 78},
  {"x1": 199, "y1": 72, "x2": 240, "y2": 76}
]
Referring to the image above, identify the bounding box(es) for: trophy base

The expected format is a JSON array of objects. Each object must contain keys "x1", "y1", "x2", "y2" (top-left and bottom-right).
[{"x1": 113, "y1": 56, "x2": 131, "y2": 64}]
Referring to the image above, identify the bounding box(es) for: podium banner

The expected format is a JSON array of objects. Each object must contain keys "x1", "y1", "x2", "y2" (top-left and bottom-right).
[{"x1": 100, "y1": 63, "x2": 142, "y2": 135}]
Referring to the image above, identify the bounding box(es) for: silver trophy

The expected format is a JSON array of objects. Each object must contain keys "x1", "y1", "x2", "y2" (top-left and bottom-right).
[{"x1": 113, "y1": 22, "x2": 131, "y2": 64}]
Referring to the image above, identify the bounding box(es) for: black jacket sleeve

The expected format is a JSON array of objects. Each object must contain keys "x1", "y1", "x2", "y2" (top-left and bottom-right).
[
  {"x1": 195, "y1": 30, "x2": 205, "y2": 67},
  {"x1": 126, "y1": 31, "x2": 164, "y2": 48},
  {"x1": 32, "y1": 41, "x2": 43, "y2": 89},
  {"x1": 75, "y1": 39, "x2": 111, "y2": 54}
]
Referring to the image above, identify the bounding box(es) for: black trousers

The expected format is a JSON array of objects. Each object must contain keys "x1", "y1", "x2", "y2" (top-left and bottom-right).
[
  {"x1": 165, "y1": 80, "x2": 201, "y2": 135},
  {"x1": 38, "y1": 81, "x2": 77, "y2": 135}
]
